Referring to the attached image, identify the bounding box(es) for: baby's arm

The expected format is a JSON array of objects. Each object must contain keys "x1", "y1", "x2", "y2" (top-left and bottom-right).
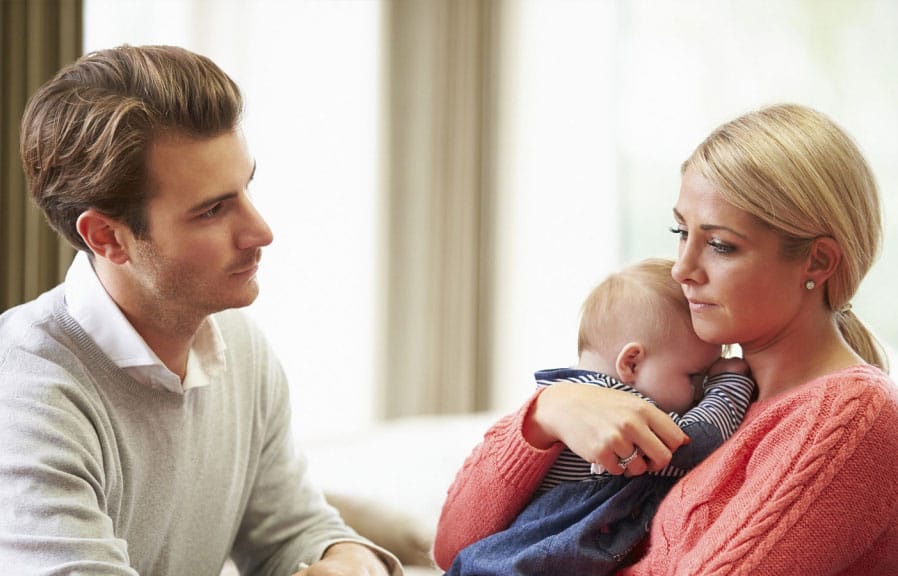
[
  {"x1": 667, "y1": 359, "x2": 755, "y2": 471},
  {"x1": 707, "y1": 356, "x2": 751, "y2": 378}
]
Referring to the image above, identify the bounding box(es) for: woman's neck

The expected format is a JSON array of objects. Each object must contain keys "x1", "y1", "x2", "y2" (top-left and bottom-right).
[{"x1": 742, "y1": 315, "x2": 863, "y2": 402}]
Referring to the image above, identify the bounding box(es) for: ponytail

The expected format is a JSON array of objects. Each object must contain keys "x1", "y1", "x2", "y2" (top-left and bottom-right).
[{"x1": 836, "y1": 309, "x2": 889, "y2": 373}]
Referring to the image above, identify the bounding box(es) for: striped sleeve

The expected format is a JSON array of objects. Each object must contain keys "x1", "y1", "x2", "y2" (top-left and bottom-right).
[
  {"x1": 675, "y1": 372, "x2": 755, "y2": 438},
  {"x1": 654, "y1": 372, "x2": 756, "y2": 477}
]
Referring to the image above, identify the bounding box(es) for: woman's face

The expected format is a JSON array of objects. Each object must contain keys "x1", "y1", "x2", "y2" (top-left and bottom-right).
[{"x1": 670, "y1": 166, "x2": 808, "y2": 352}]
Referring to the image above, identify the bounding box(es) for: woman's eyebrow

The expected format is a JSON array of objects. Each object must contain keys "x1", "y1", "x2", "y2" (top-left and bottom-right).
[{"x1": 672, "y1": 208, "x2": 748, "y2": 239}]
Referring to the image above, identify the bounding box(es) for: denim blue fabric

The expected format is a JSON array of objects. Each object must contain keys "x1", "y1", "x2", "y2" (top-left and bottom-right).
[
  {"x1": 445, "y1": 368, "x2": 752, "y2": 575},
  {"x1": 446, "y1": 474, "x2": 677, "y2": 576}
]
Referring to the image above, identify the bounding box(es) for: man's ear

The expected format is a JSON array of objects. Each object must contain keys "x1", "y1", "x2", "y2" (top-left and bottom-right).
[
  {"x1": 75, "y1": 210, "x2": 131, "y2": 264},
  {"x1": 805, "y1": 236, "x2": 841, "y2": 286},
  {"x1": 615, "y1": 342, "x2": 645, "y2": 384}
]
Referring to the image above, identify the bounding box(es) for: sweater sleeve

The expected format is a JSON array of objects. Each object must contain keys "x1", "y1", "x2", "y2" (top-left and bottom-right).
[
  {"x1": 621, "y1": 367, "x2": 898, "y2": 576},
  {"x1": 432, "y1": 389, "x2": 565, "y2": 570},
  {"x1": 227, "y1": 315, "x2": 401, "y2": 576},
  {"x1": 0, "y1": 358, "x2": 137, "y2": 575}
]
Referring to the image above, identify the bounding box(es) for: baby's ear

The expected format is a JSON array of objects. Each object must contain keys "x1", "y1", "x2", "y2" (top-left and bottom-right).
[{"x1": 615, "y1": 342, "x2": 645, "y2": 384}]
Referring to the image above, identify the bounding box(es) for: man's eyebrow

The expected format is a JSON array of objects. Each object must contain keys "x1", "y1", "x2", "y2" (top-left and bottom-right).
[
  {"x1": 189, "y1": 192, "x2": 238, "y2": 214},
  {"x1": 187, "y1": 161, "x2": 256, "y2": 214},
  {"x1": 672, "y1": 208, "x2": 748, "y2": 239}
]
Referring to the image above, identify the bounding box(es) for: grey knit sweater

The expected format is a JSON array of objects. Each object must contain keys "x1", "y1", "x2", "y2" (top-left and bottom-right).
[{"x1": 0, "y1": 286, "x2": 399, "y2": 575}]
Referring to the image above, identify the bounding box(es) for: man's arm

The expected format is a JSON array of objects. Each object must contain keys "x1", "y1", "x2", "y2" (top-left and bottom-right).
[
  {"x1": 0, "y1": 369, "x2": 137, "y2": 575},
  {"x1": 227, "y1": 314, "x2": 400, "y2": 575}
]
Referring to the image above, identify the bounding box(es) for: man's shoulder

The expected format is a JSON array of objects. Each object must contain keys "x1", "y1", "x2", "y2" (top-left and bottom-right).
[
  {"x1": 0, "y1": 286, "x2": 67, "y2": 364},
  {"x1": 0, "y1": 285, "x2": 63, "y2": 331}
]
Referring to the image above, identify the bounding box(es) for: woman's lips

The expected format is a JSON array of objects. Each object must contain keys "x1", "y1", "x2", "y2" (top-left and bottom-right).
[{"x1": 688, "y1": 299, "x2": 716, "y2": 312}]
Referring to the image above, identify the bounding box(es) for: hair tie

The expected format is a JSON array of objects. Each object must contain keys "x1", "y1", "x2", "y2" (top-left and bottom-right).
[{"x1": 839, "y1": 302, "x2": 853, "y2": 314}]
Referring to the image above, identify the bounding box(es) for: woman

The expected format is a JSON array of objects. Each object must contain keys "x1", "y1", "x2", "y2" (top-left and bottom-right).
[{"x1": 432, "y1": 104, "x2": 898, "y2": 575}]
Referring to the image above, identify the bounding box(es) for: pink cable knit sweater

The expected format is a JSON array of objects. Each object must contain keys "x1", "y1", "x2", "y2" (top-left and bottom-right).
[{"x1": 433, "y1": 364, "x2": 898, "y2": 575}]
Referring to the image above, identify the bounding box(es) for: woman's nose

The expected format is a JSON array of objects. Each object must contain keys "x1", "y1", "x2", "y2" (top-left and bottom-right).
[{"x1": 672, "y1": 242, "x2": 701, "y2": 285}]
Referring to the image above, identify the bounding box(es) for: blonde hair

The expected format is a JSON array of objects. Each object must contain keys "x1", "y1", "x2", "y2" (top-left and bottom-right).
[
  {"x1": 683, "y1": 104, "x2": 887, "y2": 371},
  {"x1": 578, "y1": 258, "x2": 694, "y2": 358}
]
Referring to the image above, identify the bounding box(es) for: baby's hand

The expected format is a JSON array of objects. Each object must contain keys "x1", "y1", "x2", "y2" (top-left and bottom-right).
[{"x1": 708, "y1": 356, "x2": 750, "y2": 377}]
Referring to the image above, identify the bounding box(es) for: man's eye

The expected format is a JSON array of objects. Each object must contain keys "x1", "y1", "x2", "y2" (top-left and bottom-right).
[{"x1": 201, "y1": 204, "x2": 223, "y2": 219}]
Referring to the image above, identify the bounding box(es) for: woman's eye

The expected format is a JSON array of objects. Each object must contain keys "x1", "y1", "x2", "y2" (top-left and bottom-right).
[
  {"x1": 709, "y1": 239, "x2": 735, "y2": 254},
  {"x1": 669, "y1": 225, "x2": 687, "y2": 240}
]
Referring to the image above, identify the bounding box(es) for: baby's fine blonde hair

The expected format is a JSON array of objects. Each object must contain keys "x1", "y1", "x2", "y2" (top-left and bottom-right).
[{"x1": 578, "y1": 258, "x2": 693, "y2": 359}]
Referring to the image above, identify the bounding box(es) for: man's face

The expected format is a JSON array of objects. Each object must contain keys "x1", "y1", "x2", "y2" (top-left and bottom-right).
[{"x1": 124, "y1": 128, "x2": 273, "y2": 324}]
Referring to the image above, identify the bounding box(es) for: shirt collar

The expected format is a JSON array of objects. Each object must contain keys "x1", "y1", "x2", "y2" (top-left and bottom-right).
[{"x1": 64, "y1": 251, "x2": 227, "y2": 393}]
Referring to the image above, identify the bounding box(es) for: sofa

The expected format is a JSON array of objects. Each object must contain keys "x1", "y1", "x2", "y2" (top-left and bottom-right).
[
  {"x1": 306, "y1": 411, "x2": 501, "y2": 575},
  {"x1": 221, "y1": 411, "x2": 499, "y2": 575}
]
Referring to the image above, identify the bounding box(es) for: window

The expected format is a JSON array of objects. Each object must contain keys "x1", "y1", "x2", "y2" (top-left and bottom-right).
[{"x1": 85, "y1": 0, "x2": 897, "y2": 435}]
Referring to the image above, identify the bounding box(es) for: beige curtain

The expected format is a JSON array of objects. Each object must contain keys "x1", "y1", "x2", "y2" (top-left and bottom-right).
[
  {"x1": 1, "y1": 0, "x2": 81, "y2": 313},
  {"x1": 378, "y1": 0, "x2": 503, "y2": 417}
]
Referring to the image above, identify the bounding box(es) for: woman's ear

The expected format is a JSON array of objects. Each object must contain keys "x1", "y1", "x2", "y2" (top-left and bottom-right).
[
  {"x1": 615, "y1": 342, "x2": 645, "y2": 384},
  {"x1": 805, "y1": 236, "x2": 841, "y2": 286},
  {"x1": 75, "y1": 210, "x2": 131, "y2": 264}
]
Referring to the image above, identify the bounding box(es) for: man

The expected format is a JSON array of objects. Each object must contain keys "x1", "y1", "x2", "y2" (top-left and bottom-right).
[{"x1": 0, "y1": 45, "x2": 400, "y2": 576}]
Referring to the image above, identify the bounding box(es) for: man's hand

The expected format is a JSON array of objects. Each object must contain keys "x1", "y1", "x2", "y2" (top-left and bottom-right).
[{"x1": 293, "y1": 542, "x2": 391, "y2": 576}]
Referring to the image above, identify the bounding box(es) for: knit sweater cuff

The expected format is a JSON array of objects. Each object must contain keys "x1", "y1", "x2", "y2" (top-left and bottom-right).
[{"x1": 488, "y1": 388, "x2": 565, "y2": 491}]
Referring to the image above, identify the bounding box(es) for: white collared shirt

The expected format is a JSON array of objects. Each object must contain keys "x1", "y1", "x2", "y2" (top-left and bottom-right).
[{"x1": 64, "y1": 251, "x2": 226, "y2": 394}]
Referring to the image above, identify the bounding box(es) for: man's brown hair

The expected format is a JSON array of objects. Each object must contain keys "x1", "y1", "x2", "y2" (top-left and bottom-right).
[{"x1": 20, "y1": 44, "x2": 244, "y2": 251}]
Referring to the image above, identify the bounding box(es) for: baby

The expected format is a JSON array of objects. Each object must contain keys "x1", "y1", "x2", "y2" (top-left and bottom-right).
[{"x1": 446, "y1": 258, "x2": 755, "y2": 576}]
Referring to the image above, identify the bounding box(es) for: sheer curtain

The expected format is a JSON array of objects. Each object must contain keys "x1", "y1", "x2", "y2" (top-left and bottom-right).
[
  {"x1": 379, "y1": 0, "x2": 502, "y2": 417},
  {"x1": 78, "y1": 0, "x2": 898, "y2": 439}
]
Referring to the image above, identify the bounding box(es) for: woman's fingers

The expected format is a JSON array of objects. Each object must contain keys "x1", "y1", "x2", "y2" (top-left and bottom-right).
[
  {"x1": 635, "y1": 408, "x2": 687, "y2": 471},
  {"x1": 529, "y1": 383, "x2": 689, "y2": 475}
]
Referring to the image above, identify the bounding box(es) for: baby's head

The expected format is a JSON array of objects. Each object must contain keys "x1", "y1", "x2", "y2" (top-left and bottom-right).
[{"x1": 577, "y1": 258, "x2": 722, "y2": 413}]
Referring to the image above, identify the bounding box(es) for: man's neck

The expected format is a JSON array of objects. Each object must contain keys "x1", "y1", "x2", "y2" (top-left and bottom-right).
[
  {"x1": 124, "y1": 314, "x2": 197, "y2": 381},
  {"x1": 93, "y1": 259, "x2": 202, "y2": 380}
]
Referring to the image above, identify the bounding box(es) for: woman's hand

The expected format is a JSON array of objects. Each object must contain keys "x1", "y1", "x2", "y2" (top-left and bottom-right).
[{"x1": 524, "y1": 382, "x2": 688, "y2": 476}]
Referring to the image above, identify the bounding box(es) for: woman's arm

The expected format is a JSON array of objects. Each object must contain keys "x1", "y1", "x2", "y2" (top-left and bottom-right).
[{"x1": 432, "y1": 383, "x2": 688, "y2": 569}]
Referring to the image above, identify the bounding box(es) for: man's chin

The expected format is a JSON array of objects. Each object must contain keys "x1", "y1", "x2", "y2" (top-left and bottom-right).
[
  {"x1": 207, "y1": 285, "x2": 260, "y2": 314},
  {"x1": 232, "y1": 284, "x2": 261, "y2": 309}
]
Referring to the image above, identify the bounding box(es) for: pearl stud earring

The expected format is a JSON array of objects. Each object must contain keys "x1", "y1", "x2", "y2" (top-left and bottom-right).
[{"x1": 805, "y1": 280, "x2": 816, "y2": 290}]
